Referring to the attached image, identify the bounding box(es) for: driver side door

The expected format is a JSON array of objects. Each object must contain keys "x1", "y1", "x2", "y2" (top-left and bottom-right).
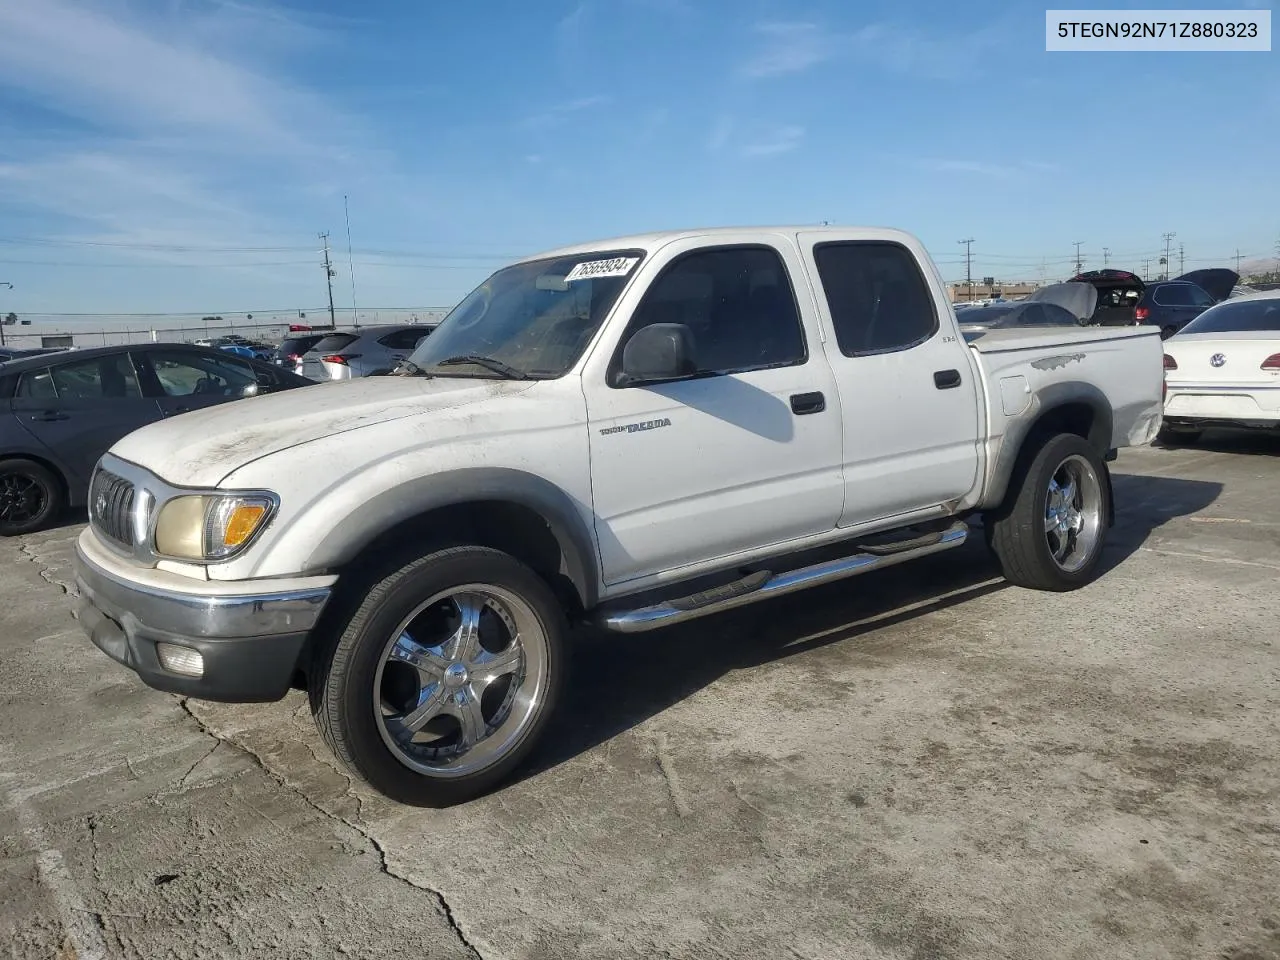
[{"x1": 136, "y1": 349, "x2": 261, "y2": 417}]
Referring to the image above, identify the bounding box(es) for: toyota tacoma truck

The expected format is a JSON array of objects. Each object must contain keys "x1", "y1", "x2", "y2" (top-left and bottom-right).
[{"x1": 73, "y1": 226, "x2": 1165, "y2": 806}]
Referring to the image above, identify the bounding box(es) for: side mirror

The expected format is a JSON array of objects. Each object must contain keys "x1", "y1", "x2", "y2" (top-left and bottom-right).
[{"x1": 618, "y1": 323, "x2": 697, "y2": 386}]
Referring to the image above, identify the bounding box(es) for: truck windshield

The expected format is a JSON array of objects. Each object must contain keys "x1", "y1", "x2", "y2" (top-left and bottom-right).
[{"x1": 406, "y1": 249, "x2": 646, "y2": 379}]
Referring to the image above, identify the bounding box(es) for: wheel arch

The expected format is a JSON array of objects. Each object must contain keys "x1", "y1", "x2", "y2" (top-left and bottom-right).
[
  {"x1": 303, "y1": 467, "x2": 600, "y2": 614},
  {"x1": 986, "y1": 383, "x2": 1114, "y2": 511}
]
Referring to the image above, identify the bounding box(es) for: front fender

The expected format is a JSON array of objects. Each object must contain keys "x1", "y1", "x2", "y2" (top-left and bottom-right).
[{"x1": 303, "y1": 467, "x2": 600, "y2": 607}]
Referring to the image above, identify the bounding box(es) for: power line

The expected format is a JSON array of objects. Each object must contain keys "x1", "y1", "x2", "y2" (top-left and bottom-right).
[
  {"x1": 1073, "y1": 241, "x2": 1085, "y2": 274},
  {"x1": 1102, "y1": 247, "x2": 1110, "y2": 266},
  {"x1": 1161, "y1": 231, "x2": 1176, "y2": 281}
]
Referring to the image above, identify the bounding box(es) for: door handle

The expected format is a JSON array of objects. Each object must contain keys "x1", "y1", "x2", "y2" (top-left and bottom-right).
[
  {"x1": 790, "y1": 391, "x2": 826, "y2": 415},
  {"x1": 933, "y1": 369, "x2": 962, "y2": 390},
  {"x1": 30, "y1": 411, "x2": 69, "y2": 422}
]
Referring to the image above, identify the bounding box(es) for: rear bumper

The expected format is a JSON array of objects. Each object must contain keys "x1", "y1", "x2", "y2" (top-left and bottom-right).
[
  {"x1": 73, "y1": 535, "x2": 333, "y2": 702},
  {"x1": 1164, "y1": 384, "x2": 1280, "y2": 427}
]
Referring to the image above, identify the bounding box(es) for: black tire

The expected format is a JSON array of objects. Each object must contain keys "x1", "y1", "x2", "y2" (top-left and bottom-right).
[
  {"x1": 0, "y1": 459, "x2": 63, "y2": 536},
  {"x1": 309, "y1": 545, "x2": 568, "y2": 807},
  {"x1": 985, "y1": 434, "x2": 1111, "y2": 592},
  {"x1": 1157, "y1": 424, "x2": 1201, "y2": 446}
]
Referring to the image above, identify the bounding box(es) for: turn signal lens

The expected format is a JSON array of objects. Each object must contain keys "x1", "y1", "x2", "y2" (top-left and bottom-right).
[
  {"x1": 1135, "y1": 306, "x2": 1150, "y2": 321},
  {"x1": 1262, "y1": 353, "x2": 1280, "y2": 371},
  {"x1": 223, "y1": 504, "x2": 267, "y2": 547},
  {"x1": 1163, "y1": 354, "x2": 1177, "y2": 370}
]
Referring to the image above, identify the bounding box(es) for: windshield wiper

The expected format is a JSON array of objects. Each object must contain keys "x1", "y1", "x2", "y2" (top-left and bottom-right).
[{"x1": 434, "y1": 355, "x2": 532, "y2": 380}]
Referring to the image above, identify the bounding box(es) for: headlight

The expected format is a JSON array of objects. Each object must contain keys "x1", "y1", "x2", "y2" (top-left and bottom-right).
[{"x1": 153, "y1": 493, "x2": 275, "y2": 560}]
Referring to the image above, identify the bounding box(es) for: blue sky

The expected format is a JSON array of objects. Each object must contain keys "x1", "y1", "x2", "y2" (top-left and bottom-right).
[{"x1": 0, "y1": 0, "x2": 1277, "y2": 317}]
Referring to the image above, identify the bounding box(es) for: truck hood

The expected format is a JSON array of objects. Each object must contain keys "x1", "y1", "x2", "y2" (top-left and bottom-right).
[{"x1": 109, "y1": 375, "x2": 534, "y2": 487}]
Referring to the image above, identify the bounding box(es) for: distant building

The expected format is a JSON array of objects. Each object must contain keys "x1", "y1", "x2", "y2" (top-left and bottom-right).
[{"x1": 948, "y1": 281, "x2": 1039, "y2": 303}]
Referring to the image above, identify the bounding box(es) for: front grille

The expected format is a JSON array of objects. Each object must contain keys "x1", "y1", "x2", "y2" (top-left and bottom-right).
[{"x1": 90, "y1": 469, "x2": 136, "y2": 547}]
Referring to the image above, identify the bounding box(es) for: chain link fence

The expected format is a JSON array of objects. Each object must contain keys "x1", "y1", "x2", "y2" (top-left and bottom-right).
[{"x1": 0, "y1": 308, "x2": 451, "y2": 351}]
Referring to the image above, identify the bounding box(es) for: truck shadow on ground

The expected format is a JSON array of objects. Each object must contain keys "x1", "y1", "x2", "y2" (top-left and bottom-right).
[{"x1": 519, "y1": 472, "x2": 1223, "y2": 783}]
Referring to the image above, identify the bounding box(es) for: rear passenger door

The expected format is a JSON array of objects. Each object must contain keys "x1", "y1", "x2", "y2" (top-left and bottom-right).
[
  {"x1": 10, "y1": 353, "x2": 161, "y2": 491},
  {"x1": 797, "y1": 235, "x2": 982, "y2": 528}
]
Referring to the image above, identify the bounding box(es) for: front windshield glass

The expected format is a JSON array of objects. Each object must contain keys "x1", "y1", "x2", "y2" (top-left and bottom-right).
[
  {"x1": 1179, "y1": 298, "x2": 1280, "y2": 335},
  {"x1": 405, "y1": 249, "x2": 645, "y2": 379}
]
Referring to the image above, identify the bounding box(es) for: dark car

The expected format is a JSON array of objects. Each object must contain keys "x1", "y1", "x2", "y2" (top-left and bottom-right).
[
  {"x1": 1069, "y1": 269, "x2": 1146, "y2": 327},
  {"x1": 0, "y1": 346, "x2": 70, "y2": 364},
  {"x1": 0, "y1": 343, "x2": 314, "y2": 535},
  {"x1": 1134, "y1": 281, "x2": 1218, "y2": 339},
  {"x1": 274, "y1": 332, "x2": 328, "y2": 375},
  {"x1": 956, "y1": 281, "x2": 1096, "y2": 334}
]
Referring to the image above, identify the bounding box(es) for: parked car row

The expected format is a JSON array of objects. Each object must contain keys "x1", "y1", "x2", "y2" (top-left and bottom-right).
[
  {"x1": 1069, "y1": 267, "x2": 1241, "y2": 338},
  {"x1": 0, "y1": 343, "x2": 313, "y2": 535}
]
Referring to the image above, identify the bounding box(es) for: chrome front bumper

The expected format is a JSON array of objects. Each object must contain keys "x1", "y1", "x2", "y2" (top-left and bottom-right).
[{"x1": 73, "y1": 530, "x2": 335, "y2": 702}]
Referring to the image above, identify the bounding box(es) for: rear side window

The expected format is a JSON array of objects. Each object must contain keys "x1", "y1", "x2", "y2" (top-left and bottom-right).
[
  {"x1": 377, "y1": 328, "x2": 430, "y2": 350},
  {"x1": 1187, "y1": 285, "x2": 1215, "y2": 307},
  {"x1": 280, "y1": 336, "x2": 323, "y2": 355},
  {"x1": 16, "y1": 367, "x2": 57, "y2": 400},
  {"x1": 310, "y1": 333, "x2": 359, "y2": 354},
  {"x1": 813, "y1": 242, "x2": 938, "y2": 355},
  {"x1": 47, "y1": 354, "x2": 143, "y2": 400},
  {"x1": 1154, "y1": 285, "x2": 1193, "y2": 307}
]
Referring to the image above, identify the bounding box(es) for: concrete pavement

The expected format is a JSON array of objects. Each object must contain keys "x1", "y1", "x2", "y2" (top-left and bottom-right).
[{"x1": 3, "y1": 433, "x2": 1279, "y2": 959}]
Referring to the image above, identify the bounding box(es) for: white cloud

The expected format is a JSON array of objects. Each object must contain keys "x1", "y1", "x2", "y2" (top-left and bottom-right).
[
  {"x1": 742, "y1": 126, "x2": 805, "y2": 157},
  {"x1": 739, "y1": 22, "x2": 836, "y2": 78},
  {"x1": 739, "y1": 18, "x2": 1008, "y2": 83},
  {"x1": 706, "y1": 115, "x2": 735, "y2": 153}
]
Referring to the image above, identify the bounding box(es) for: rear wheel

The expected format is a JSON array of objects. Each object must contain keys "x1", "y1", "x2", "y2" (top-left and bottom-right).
[
  {"x1": 0, "y1": 459, "x2": 63, "y2": 536},
  {"x1": 310, "y1": 546, "x2": 568, "y2": 806},
  {"x1": 986, "y1": 434, "x2": 1110, "y2": 591}
]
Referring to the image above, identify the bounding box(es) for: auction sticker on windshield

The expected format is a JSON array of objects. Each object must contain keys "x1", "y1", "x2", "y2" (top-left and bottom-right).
[{"x1": 564, "y1": 257, "x2": 640, "y2": 282}]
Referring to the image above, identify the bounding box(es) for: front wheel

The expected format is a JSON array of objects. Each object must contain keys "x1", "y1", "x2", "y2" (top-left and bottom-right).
[
  {"x1": 310, "y1": 546, "x2": 568, "y2": 806},
  {"x1": 0, "y1": 459, "x2": 63, "y2": 536},
  {"x1": 985, "y1": 434, "x2": 1111, "y2": 591}
]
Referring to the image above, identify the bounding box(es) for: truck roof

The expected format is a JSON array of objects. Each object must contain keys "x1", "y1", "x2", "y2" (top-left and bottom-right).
[{"x1": 518, "y1": 225, "x2": 924, "y2": 264}]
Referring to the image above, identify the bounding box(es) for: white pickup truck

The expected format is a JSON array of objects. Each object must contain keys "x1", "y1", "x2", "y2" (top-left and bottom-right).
[{"x1": 73, "y1": 226, "x2": 1164, "y2": 805}]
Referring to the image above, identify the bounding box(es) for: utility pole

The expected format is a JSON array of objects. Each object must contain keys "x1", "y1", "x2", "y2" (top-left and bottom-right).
[
  {"x1": 1161, "y1": 231, "x2": 1176, "y2": 281},
  {"x1": 1178, "y1": 243, "x2": 1185, "y2": 275},
  {"x1": 1102, "y1": 247, "x2": 1111, "y2": 267},
  {"x1": 1142, "y1": 259, "x2": 1151, "y2": 281},
  {"x1": 958, "y1": 238, "x2": 974, "y2": 300},
  {"x1": 1235, "y1": 248, "x2": 1243, "y2": 273},
  {"x1": 0, "y1": 282, "x2": 11, "y2": 347},
  {"x1": 1073, "y1": 241, "x2": 1085, "y2": 274},
  {"x1": 319, "y1": 231, "x2": 337, "y2": 329},
  {"x1": 344, "y1": 195, "x2": 359, "y2": 330}
]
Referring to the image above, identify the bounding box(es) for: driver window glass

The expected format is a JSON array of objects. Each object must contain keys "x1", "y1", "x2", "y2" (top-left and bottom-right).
[
  {"x1": 147, "y1": 351, "x2": 255, "y2": 397},
  {"x1": 618, "y1": 245, "x2": 807, "y2": 375}
]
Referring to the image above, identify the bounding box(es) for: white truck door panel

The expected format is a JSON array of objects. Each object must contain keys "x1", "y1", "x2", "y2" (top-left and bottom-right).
[
  {"x1": 584, "y1": 239, "x2": 844, "y2": 585},
  {"x1": 796, "y1": 233, "x2": 983, "y2": 527}
]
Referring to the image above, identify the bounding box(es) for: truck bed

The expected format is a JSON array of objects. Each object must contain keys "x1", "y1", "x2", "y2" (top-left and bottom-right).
[{"x1": 966, "y1": 323, "x2": 1165, "y2": 510}]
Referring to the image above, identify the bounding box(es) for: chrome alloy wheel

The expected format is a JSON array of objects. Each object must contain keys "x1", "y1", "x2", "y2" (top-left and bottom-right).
[
  {"x1": 1044, "y1": 453, "x2": 1103, "y2": 573},
  {"x1": 372, "y1": 585, "x2": 549, "y2": 778}
]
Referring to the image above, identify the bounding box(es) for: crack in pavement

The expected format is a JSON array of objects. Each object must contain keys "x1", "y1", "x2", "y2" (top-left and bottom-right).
[
  {"x1": 176, "y1": 698, "x2": 483, "y2": 959},
  {"x1": 17, "y1": 540, "x2": 77, "y2": 598}
]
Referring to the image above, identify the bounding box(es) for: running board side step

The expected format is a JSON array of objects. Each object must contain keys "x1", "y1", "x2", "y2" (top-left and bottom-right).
[{"x1": 595, "y1": 520, "x2": 970, "y2": 634}]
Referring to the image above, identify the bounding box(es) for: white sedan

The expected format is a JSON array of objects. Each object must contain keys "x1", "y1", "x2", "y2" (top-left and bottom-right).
[{"x1": 1159, "y1": 289, "x2": 1280, "y2": 443}]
